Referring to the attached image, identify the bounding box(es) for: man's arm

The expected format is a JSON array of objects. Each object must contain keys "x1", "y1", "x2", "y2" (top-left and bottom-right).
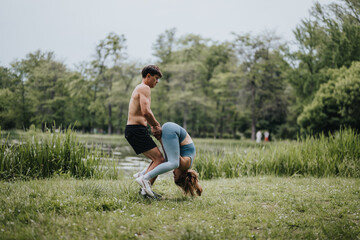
[{"x1": 139, "y1": 86, "x2": 162, "y2": 139}]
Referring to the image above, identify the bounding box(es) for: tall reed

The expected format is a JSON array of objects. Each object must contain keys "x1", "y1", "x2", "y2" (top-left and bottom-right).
[
  {"x1": 194, "y1": 128, "x2": 360, "y2": 179},
  {"x1": 0, "y1": 127, "x2": 109, "y2": 180}
]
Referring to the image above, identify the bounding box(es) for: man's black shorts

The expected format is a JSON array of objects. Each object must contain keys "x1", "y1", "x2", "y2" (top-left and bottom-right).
[{"x1": 125, "y1": 125, "x2": 157, "y2": 155}]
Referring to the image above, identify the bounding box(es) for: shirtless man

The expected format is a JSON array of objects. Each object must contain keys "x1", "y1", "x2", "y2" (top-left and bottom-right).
[{"x1": 125, "y1": 65, "x2": 165, "y2": 190}]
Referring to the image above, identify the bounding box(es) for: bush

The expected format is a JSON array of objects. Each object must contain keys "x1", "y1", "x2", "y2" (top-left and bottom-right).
[
  {"x1": 0, "y1": 127, "x2": 108, "y2": 180},
  {"x1": 298, "y1": 62, "x2": 360, "y2": 134},
  {"x1": 194, "y1": 128, "x2": 360, "y2": 179}
]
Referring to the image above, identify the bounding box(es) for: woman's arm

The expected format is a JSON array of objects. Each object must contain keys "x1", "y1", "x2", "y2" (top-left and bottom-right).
[{"x1": 179, "y1": 156, "x2": 191, "y2": 170}]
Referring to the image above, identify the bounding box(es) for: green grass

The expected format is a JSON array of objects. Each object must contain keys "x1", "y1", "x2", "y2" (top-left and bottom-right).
[
  {"x1": 1, "y1": 129, "x2": 359, "y2": 239},
  {"x1": 1, "y1": 128, "x2": 359, "y2": 180},
  {"x1": 0, "y1": 176, "x2": 359, "y2": 239},
  {"x1": 194, "y1": 128, "x2": 360, "y2": 179},
  {"x1": 0, "y1": 128, "x2": 115, "y2": 180}
]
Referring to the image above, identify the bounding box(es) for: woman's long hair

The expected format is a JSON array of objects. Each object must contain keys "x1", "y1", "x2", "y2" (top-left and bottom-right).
[{"x1": 175, "y1": 169, "x2": 203, "y2": 196}]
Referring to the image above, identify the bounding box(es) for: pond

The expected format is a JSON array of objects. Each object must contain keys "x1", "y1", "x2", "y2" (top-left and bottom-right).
[{"x1": 85, "y1": 140, "x2": 172, "y2": 179}]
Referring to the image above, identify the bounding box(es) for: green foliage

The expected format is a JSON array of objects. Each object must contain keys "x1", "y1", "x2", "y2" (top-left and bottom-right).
[
  {"x1": 1, "y1": 0, "x2": 360, "y2": 139},
  {"x1": 152, "y1": 31, "x2": 240, "y2": 137},
  {"x1": 152, "y1": 28, "x2": 176, "y2": 64},
  {"x1": 7, "y1": 51, "x2": 72, "y2": 130},
  {"x1": 65, "y1": 71, "x2": 93, "y2": 131},
  {"x1": 194, "y1": 128, "x2": 360, "y2": 179},
  {"x1": 0, "y1": 127, "x2": 108, "y2": 180},
  {"x1": 0, "y1": 88, "x2": 16, "y2": 129},
  {"x1": 232, "y1": 32, "x2": 290, "y2": 139},
  {"x1": 298, "y1": 62, "x2": 360, "y2": 134},
  {"x1": 0, "y1": 66, "x2": 28, "y2": 129},
  {"x1": 88, "y1": 32, "x2": 128, "y2": 134},
  {"x1": 287, "y1": 0, "x2": 360, "y2": 138},
  {"x1": 291, "y1": 0, "x2": 360, "y2": 102},
  {"x1": 0, "y1": 41, "x2": 139, "y2": 134},
  {"x1": 28, "y1": 60, "x2": 70, "y2": 127}
]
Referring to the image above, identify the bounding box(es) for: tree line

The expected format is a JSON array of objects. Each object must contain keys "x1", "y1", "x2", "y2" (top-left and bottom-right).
[{"x1": 1, "y1": 0, "x2": 359, "y2": 140}]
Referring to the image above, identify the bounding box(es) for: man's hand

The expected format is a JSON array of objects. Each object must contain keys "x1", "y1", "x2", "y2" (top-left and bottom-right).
[{"x1": 151, "y1": 125, "x2": 162, "y2": 140}]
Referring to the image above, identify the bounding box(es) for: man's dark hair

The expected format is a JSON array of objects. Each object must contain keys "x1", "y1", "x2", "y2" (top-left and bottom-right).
[{"x1": 141, "y1": 65, "x2": 162, "y2": 78}]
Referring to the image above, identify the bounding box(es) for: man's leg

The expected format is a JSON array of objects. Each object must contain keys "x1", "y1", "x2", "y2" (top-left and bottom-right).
[{"x1": 142, "y1": 146, "x2": 165, "y2": 185}]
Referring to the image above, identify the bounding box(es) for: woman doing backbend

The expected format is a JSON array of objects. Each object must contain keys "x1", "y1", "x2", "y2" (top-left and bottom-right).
[{"x1": 135, "y1": 122, "x2": 202, "y2": 197}]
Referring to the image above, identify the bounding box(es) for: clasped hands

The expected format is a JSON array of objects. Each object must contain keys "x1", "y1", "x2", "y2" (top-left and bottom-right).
[{"x1": 151, "y1": 125, "x2": 162, "y2": 140}]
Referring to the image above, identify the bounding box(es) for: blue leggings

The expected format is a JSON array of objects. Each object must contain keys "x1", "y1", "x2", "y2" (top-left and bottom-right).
[{"x1": 144, "y1": 122, "x2": 186, "y2": 180}]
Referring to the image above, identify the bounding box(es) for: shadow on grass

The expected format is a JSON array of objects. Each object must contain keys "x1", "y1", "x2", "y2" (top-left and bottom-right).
[
  {"x1": 164, "y1": 196, "x2": 194, "y2": 203},
  {"x1": 134, "y1": 192, "x2": 192, "y2": 204}
]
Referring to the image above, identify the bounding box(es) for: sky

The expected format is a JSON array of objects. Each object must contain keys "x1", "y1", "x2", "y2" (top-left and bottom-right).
[{"x1": 0, "y1": 0, "x2": 335, "y2": 68}]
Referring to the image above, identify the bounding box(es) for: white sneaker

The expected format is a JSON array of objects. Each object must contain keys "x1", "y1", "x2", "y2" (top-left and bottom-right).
[
  {"x1": 136, "y1": 175, "x2": 154, "y2": 197},
  {"x1": 133, "y1": 171, "x2": 143, "y2": 178},
  {"x1": 133, "y1": 172, "x2": 142, "y2": 178}
]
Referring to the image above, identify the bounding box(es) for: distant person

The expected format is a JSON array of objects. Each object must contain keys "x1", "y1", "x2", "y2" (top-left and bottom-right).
[
  {"x1": 264, "y1": 131, "x2": 269, "y2": 142},
  {"x1": 136, "y1": 122, "x2": 202, "y2": 197},
  {"x1": 125, "y1": 65, "x2": 165, "y2": 190},
  {"x1": 256, "y1": 130, "x2": 262, "y2": 143}
]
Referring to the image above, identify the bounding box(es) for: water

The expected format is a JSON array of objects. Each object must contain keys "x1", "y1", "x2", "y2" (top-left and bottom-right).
[
  {"x1": 95, "y1": 142, "x2": 172, "y2": 179},
  {"x1": 115, "y1": 156, "x2": 150, "y2": 171}
]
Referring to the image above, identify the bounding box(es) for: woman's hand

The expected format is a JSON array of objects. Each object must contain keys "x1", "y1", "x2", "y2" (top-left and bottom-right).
[{"x1": 151, "y1": 125, "x2": 162, "y2": 140}]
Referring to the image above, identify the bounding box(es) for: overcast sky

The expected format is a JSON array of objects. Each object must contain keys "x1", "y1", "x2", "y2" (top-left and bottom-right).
[{"x1": 0, "y1": 0, "x2": 335, "y2": 68}]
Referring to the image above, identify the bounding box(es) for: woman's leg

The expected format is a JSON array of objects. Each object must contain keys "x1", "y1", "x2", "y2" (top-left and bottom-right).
[{"x1": 143, "y1": 123, "x2": 180, "y2": 180}]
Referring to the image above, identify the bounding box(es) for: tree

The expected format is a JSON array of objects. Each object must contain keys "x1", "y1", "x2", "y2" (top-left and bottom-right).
[
  {"x1": 232, "y1": 32, "x2": 289, "y2": 140},
  {"x1": 209, "y1": 70, "x2": 243, "y2": 138},
  {"x1": 290, "y1": 0, "x2": 360, "y2": 103},
  {"x1": 164, "y1": 61, "x2": 206, "y2": 130},
  {"x1": 152, "y1": 32, "x2": 210, "y2": 134},
  {"x1": 204, "y1": 43, "x2": 238, "y2": 138},
  {"x1": 66, "y1": 66, "x2": 93, "y2": 132},
  {"x1": 8, "y1": 51, "x2": 71, "y2": 130},
  {"x1": 286, "y1": 0, "x2": 360, "y2": 137},
  {"x1": 89, "y1": 33, "x2": 127, "y2": 134},
  {"x1": 298, "y1": 61, "x2": 360, "y2": 134},
  {"x1": 0, "y1": 67, "x2": 18, "y2": 129},
  {"x1": 0, "y1": 88, "x2": 16, "y2": 129},
  {"x1": 152, "y1": 33, "x2": 234, "y2": 137},
  {"x1": 152, "y1": 28, "x2": 177, "y2": 64},
  {"x1": 9, "y1": 51, "x2": 55, "y2": 129},
  {"x1": 28, "y1": 59, "x2": 70, "y2": 129}
]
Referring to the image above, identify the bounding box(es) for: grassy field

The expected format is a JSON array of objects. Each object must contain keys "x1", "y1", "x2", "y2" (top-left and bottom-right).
[
  {"x1": 194, "y1": 129, "x2": 360, "y2": 179},
  {"x1": 1, "y1": 129, "x2": 359, "y2": 239},
  {"x1": 2, "y1": 128, "x2": 359, "y2": 180},
  {"x1": 0, "y1": 176, "x2": 359, "y2": 239}
]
